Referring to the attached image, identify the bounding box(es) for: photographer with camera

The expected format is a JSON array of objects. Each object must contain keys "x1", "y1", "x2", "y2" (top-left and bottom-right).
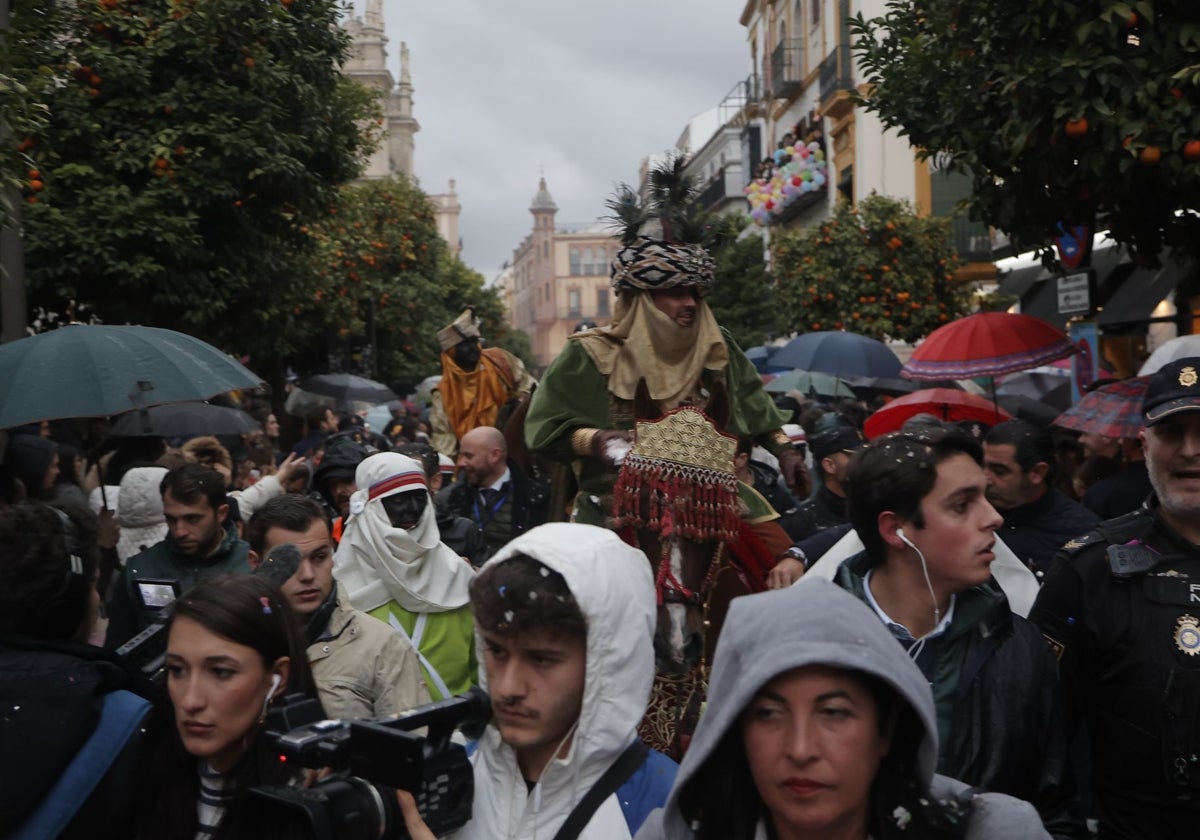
[
  {"x1": 0, "y1": 503, "x2": 153, "y2": 838},
  {"x1": 401, "y1": 522, "x2": 678, "y2": 840},
  {"x1": 246, "y1": 495, "x2": 430, "y2": 719},
  {"x1": 135, "y1": 573, "x2": 318, "y2": 838}
]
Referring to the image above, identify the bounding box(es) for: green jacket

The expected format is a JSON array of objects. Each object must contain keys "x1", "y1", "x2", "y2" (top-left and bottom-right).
[
  {"x1": 524, "y1": 330, "x2": 788, "y2": 525},
  {"x1": 104, "y1": 520, "x2": 250, "y2": 649}
]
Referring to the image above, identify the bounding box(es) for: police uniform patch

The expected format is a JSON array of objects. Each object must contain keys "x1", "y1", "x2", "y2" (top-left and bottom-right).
[
  {"x1": 1180, "y1": 366, "x2": 1198, "y2": 387},
  {"x1": 1043, "y1": 633, "x2": 1065, "y2": 662},
  {"x1": 1175, "y1": 615, "x2": 1200, "y2": 656}
]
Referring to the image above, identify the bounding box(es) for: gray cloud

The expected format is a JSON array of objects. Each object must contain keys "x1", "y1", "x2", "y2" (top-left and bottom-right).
[{"x1": 376, "y1": 0, "x2": 750, "y2": 279}]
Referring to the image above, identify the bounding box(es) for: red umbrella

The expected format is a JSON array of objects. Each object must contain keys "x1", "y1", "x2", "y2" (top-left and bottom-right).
[
  {"x1": 864, "y1": 388, "x2": 1013, "y2": 439},
  {"x1": 903, "y1": 312, "x2": 1077, "y2": 380},
  {"x1": 1053, "y1": 377, "x2": 1149, "y2": 440}
]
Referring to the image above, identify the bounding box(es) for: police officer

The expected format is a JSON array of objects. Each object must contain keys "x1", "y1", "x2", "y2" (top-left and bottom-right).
[
  {"x1": 786, "y1": 413, "x2": 865, "y2": 542},
  {"x1": 1031, "y1": 356, "x2": 1200, "y2": 838}
]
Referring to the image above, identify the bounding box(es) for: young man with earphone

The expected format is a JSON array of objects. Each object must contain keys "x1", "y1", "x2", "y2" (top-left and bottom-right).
[{"x1": 830, "y1": 426, "x2": 1085, "y2": 840}]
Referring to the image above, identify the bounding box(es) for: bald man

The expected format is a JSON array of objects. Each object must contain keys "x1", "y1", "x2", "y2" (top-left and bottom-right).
[{"x1": 436, "y1": 426, "x2": 550, "y2": 565}]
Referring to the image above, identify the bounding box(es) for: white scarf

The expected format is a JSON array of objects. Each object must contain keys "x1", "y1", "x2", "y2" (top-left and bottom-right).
[{"x1": 334, "y1": 454, "x2": 473, "y2": 613}]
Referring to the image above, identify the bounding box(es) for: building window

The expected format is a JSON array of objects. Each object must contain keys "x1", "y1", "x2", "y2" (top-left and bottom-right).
[
  {"x1": 543, "y1": 241, "x2": 549, "y2": 258},
  {"x1": 570, "y1": 248, "x2": 582, "y2": 275},
  {"x1": 597, "y1": 288, "x2": 610, "y2": 317},
  {"x1": 582, "y1": 248, "x2": 596, "y2": 275},
  {"x1": 568, "y1": 288, "x2": 582, "y2": 318}
]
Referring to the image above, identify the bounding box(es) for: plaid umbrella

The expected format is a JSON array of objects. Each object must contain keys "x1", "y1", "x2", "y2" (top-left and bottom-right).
[
  {"x1": 1053, "y1": 377, "x2": 1149, "y2": 440},
  {"x1": 903, "y1": 312, "x2": 1077, "y2": 380}
]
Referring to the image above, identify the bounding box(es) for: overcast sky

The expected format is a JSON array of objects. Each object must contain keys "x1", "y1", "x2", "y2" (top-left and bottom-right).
[{"x1": 369, "y1": 0, "x2": 752, "y2": 280}]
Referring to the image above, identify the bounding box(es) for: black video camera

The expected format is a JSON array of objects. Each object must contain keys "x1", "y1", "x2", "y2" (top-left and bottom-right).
[{"x1": 250, "y1": 686, "x2": 492, "y2": 839}]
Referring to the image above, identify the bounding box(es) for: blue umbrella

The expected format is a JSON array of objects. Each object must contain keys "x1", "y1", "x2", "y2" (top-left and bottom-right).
[
  {"x1": 772, "y1": 331, "x2": 902, "y2": 379},
  {"x1": 744, "y1": 345, "x2": 790, "y2": 375}
]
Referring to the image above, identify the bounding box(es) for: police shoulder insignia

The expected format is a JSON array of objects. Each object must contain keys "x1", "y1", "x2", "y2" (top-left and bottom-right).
[
  {"x1": 1042, "y1": 633, "x2": 1065, "y2": 662},
  {"x1": 1175, "y1": 615, "x2": 1200, "y2": 656},
  {"x1": 1181, "y1": 366, "x2": 1198, "y2": 387}
]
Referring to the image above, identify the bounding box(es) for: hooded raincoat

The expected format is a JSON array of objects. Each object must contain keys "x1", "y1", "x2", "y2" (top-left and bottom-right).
[
  {"x1": 456, "y1": 523, "x2": 676, "y2": 840},
  {"x1": 635, "y1": 577, "x2": 1050, "y2": 839}
]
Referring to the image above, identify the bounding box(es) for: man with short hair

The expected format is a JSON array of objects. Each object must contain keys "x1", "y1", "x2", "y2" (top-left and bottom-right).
[
  {"x1": 835, "y1": 427, "x2": 1081, "y2": 838},
  {"x1": 430, "y1": 307, "x2": 534, "y2": 458},
  {"x1": 335, "y1": 453, "x2": 476, "y2": 700},
  {"x1": 1032, "y1": 357, "x2": 1200, "y2": 838},
  {"x1": 245, "y1": 495, "x2": 428, "y2": 719},
  {"x1": 291, "y1": 405, "x2": 339, "y2": 457},
  {"x1": 405, "y1": 523, "x2": 676, "y2": 839},
  {"x1": 787, "y1": 412, "x2": 864, "y2": 542},
  {"x1": 439, "y1": 426, "x2": 548, "y2": 565},
  {"x1": 105, "y1": 463, "x2": 251, "y2": 648},
  {"x1": 983, "y1": 420, "x2": 1100, "y2": 579}
]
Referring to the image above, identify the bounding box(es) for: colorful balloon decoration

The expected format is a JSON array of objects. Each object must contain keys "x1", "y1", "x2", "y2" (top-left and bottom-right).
[{"x1": 745, "y1": 141, "x2": 828, "y2": 226}]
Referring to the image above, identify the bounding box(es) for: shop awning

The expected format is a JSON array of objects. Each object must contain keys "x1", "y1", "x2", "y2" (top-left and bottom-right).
[
  {"x1": 1096, "y1": 261, "x2": 1185, "y2": 327},
  {"x1": 996, "y1": 263, "x2": 1048, "y2": 299}
]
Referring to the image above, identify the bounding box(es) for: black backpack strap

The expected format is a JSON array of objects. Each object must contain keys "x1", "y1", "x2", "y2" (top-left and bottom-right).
[{"x1": 551, "y1": 738, "x2": 649, "y2": 840}]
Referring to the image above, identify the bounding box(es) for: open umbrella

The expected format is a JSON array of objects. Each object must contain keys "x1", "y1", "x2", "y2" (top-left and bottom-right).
[
  {"x1": 764, "y1": 370, "x2": 856, "y2": 398},
  {"x1": 110, "y1": 402, "x2": 262, "y2": 438},
  {"x1": 299, "y1": 373, "x2": 397, "y2": 407},
  {"x1": 996, "y1": 370, "x2": 1073, "y2": 413},
  {"x1": 997, "y1": 394, "x2": 1062, "y2": 426},
  {"x1": 863, "y1": 388, "x2": 1012, "y2": 438},
  {"x1": 0, "y1": 324, "x2": 262, "y2": 429},
  {"x1": 744, "y1": 345, "x2": 790, "y2": 375},
  {"x1": 772, "y1": 331, "x2": 902, "y2": 379},
  {"x1": 846, "y1": 375, "x2": 964, "y2": 400},
  {"x1": 1139, "y1": 335, "x2": 1200, "y2": 375},
  {"x1": 903, "y1": 312, "x2": 1077, "y2": 381},
  {"x1": 1053, "y1": 377, "x2": 1149, "y2": 440}
]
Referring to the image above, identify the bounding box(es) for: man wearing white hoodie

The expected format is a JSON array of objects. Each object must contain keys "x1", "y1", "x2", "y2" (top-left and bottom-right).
[{"x1": 401, "y1": 523, "x2": 677, "y2": 840}]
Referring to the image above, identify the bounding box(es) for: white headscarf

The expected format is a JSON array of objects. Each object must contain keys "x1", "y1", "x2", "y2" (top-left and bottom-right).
[{"x1": 334, "y1": 453, "x2": 473, "y2": 613}]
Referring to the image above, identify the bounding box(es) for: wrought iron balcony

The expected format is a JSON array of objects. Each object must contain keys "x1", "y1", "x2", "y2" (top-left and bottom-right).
[
  {"x1": 767, "y1": 40, "x2": 804, "y2": 99},
  {"x1": 818, "y1": 45, "x2": 854, "y2": 106}
]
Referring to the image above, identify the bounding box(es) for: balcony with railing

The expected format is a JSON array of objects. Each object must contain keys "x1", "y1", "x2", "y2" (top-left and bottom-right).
[
  {"x1": 718, "y1": 75, "x2": 761, "y2": 124},
  {"x1": 767, "y1": 40, "x2": 804, "y2": 100},
  {"x1": 818, "y1": 45, "x2": 854, "y2": 118}
]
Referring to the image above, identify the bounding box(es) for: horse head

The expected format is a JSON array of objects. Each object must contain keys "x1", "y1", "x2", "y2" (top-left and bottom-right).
[{"x1": 616, "y1": 379, "x2": 738, "y2": 677}]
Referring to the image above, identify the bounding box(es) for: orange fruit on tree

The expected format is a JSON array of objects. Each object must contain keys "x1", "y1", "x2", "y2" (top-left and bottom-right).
[
  {"x1": 1065, "y1": 117, "x2": 1088, "y2": 139},
  {"x1": 1139, "y1": 145, "x2": 1162, "y2": 165},
  {"x1": 1184, "y1": 140, "x2": 1200, "y2": 162}
]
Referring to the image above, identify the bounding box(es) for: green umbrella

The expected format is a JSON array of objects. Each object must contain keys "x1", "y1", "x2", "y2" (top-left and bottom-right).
[
  {"x1": 764, "y1": 370, "x2": 856, "y2": 398},
  {"x1": 0, "y1": 324, "x2": 263, "y2": 429}
]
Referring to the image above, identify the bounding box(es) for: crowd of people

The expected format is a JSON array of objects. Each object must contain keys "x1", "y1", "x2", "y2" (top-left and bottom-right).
[{"x1": 2, "y1": 164, "x2": 1196, "y2": 840}]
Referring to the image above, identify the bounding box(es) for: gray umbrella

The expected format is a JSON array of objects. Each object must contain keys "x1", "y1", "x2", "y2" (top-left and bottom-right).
[{"x1": 110, "y1": 403, "x2": 261, "y2": 437}]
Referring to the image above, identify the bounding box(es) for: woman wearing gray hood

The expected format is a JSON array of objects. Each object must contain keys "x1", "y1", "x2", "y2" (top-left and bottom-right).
[{"x1": 635, "y1": 577, "x2": 1048, "y2": 840}]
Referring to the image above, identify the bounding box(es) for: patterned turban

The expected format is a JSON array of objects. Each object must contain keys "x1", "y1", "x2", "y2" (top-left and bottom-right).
[{"x1": 609, "y1": 236, "x2": 716, "y2": 295}]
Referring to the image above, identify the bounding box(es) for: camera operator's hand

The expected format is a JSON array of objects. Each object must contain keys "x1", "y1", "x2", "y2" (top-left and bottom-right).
[
  {"x1": 96, "y1": 507, "x2": 120, "y2": 550},
  {"x1": 395, "y1": 790, "x2": 438, "y2": 840}
]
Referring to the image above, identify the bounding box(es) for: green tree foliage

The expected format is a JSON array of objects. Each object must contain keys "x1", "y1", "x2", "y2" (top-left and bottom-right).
[
  {"x1": 307, "y1": 176, "x2": 514, "y2": 387},
  {"x1": 772, "y1": 194, "x2": 970, "y2": 342},
  {"x1": 12, "y1": 0, "x2": 380, "y2": 360},
  {"x1": 852, "y1": 0, "x2": 1200, "y2": 263},
  {"x1": 706, "y1": 224, "x2": 776, "y2": 349}
]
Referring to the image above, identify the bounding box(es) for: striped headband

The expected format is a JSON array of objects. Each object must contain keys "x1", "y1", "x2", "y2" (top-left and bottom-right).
[{"x1": 368, "y1": 471, "x2": 427, "y2": 501}]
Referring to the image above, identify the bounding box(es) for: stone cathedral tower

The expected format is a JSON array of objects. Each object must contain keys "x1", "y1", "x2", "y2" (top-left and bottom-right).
[{"x1": 343, "y1": 1, "x2": 461, "y2": 255}]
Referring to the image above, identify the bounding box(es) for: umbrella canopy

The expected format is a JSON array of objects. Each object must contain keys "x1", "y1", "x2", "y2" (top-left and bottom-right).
[
  {"x1": 299, "y1": 373, "x2": 397, "y2": 408},
  {"x1": 903, "y1": 312, "x2": 1077, "y2": 381},
  {"x1": 997, "y1": 394, "x2": 1062, "y2": 426},
  {"x1": 1053, "y1": 377, "x2": 1149, "y2": 440},
  {"x1": 772, "y1": 331, "x2": 902, "y2": 379},
  {"x1": 0, "y1": 324, "x2": 262, "y2": 429},
  {"x1": 864, "y1": 388, "x2": 1013, "y2": 439},
  {"x1": 764, "y1": 370, "x2": 856, "y2": 398},
  {"x1": 110, "y1": 402, "x2": 261, "y2": 438},
  {"x1": 744, "y1": 345, "x2": 789, "y2": 375},
  {"x1": 996, "y1": 370, "x2": 1074, "y2": 412},
  {"x1": 846, "y1": 375, "x2": 963, "y2": 400},
  {"x1": 1139, "y1": 335, "x2": 1200, "y2": 375}
]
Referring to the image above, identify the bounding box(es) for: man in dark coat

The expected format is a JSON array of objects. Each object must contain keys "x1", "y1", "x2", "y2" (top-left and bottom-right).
[
  {"x1": 787, "y1": 413, "x2": 864, "y2": 542},
  {"x1": 438, "y1": 426, "x2": 548, "y2": 566},
  {"x1": 835, "y1": 425, "x2": 1082, "y2": 839},
  {"x1": 983, "y1": 420, "x2": 1101, "y2": 581}
]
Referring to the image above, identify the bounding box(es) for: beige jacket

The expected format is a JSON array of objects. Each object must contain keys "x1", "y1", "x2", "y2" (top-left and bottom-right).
[{"x1": 309, "y1": 583, "x2": 430, "y2": 719}]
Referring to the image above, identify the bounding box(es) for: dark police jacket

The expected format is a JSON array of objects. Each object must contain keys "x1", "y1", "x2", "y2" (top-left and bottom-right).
[
  {"x1": 786, "y1": 481, "x2": 848, "y2": 543},
  {"x1": 997, "y1": 488, "x2": 1100, "y2": 580},
  {"x1": 437, "y1": 460, "x2": 549, "y2": 565},
  {"x1": 1032, "y1": 499, "x2": 1200, "y2": 839}
]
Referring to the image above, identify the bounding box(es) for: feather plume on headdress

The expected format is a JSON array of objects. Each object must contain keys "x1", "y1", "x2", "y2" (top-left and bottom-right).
[{"x1": 606, "y1": 154, "x2": 722, "y2": 293}]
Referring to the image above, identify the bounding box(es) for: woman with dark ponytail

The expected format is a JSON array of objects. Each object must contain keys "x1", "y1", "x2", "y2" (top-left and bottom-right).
[{"x1": 136, "y1": 574, "x2": 319, "y2": 839}]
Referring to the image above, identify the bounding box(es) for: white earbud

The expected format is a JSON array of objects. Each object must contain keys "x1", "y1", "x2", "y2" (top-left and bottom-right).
[
  {"x1": 260, "y1": 674, "x2": 283, "y2": 720},
  {"x1": 896, "y1": 527, "x2": 915, "y2": 549},
  {"x1": 894, "y1": 526, "x2": 942, "y2": 632}
]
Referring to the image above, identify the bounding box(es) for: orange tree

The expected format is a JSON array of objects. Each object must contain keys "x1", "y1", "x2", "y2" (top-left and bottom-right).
[
  {"x1": 306, "y1": 176, "x2": 521, "y2": 387},
  {"x1": 772, "y1": 194, "x2": 970, "y2": 342},
  {"x1": 10, "y1": 0, "x2": 379, "y2": 374},
  {"x1": 852, "y1": 0, "x2": 1200, "y2": 263}
]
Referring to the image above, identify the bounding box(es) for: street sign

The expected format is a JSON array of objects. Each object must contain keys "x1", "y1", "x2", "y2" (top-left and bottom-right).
[{"x1": 1057, "y1": 272, "x2": 1091, "y2": 315}]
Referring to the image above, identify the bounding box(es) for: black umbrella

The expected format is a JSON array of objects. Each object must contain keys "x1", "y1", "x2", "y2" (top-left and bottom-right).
[
  {"x1": 846, "y1": 376, "x2": 963, "y2": 400},
  {"x1": 110, "y1": 403, "x2": 262, "y2": 437},
  {"x1": 299, "y1": 373, "x2": 397, "y2": 408}
]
